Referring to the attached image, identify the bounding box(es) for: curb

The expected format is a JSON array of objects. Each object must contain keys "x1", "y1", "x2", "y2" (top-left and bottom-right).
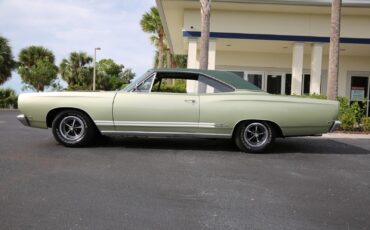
[{"x1": 322, "y1": 133, "x2": 370, "y2": 139}]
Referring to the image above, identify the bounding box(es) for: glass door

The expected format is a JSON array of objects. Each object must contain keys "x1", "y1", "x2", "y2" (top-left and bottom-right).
[
  {"x1": 350, "y1": 76, "x2": 370, "y2": 116},
  {"x1": 266, "y1": 74, "x2": 283, "y2": 94},
  {"x1": 245, "y1": 72, "x2": 263, "y2": 89},
  {"x1": 302, "y1": 74, "x2": 311, "y2": 95}
]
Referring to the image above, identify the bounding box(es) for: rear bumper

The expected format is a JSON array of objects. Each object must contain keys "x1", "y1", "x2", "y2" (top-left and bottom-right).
[
  {"x1": 17, "y1": 114, "x2": 30, "y2": 127},
  {"x1": 329, "y1": 120, "x2": 341, "y2": 132}
]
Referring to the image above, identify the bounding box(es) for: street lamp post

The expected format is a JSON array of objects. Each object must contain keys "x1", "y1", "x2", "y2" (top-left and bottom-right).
[{"x1": 93, "y1": 47, "x2": 101, "y2": 91}]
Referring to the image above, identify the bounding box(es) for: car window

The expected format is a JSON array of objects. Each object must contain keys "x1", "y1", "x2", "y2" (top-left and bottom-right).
[
  {"x1": 151, "y1": 72, "x2": 198, "y2": 94},
  {"x1": 134, "y1": 76, "x2": 154, "y2": 92},
  {"x1": 152, "y1": 78, "x2": 191, "y2": 93},
  {"x1": 198, "y1": 75, "x2": 234, "y2": 93},
  {"x1": 150, "y1": 72, "x2": 234, "y2": 94}
]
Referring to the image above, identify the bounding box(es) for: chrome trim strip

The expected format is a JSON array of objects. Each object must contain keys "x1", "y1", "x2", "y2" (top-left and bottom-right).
[
  {"x1": 329, "y1": 120, "x2": 341, "y2": 132},
  {"x1": 114, "y1": 121, "x2": 216, "y2": 128},
  {"x1": 95, "y1": 120, "x2": 218, "y2": 128},
  {"x1": 100, "y1": 130, "x2": 231, "y2": 138},
  {"x1": 149, "y1": 72, "x2": 156, "y2": 93},
  {"x1": 95, "y1": 120, "x2": 114, "y2": 126},
  {"x1": 17, "y1": 114, "x2": 30, "y2": 127}
]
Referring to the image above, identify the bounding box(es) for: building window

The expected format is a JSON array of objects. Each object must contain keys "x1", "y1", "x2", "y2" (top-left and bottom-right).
[
  {"x1": 350, "y1": 76, "x2": 370, "y2": 116},
  {"x1": 284, "y1": 73, "x2": 310, "y2": 95},
  {"x1": 302, "y1": 74, "x2": 311, "y2": 95},
  {"x1": 266, "y1": 74, "x2": 282, "y2": 94},
  {"x1": 285, "y1": 74, "x2": 292, "y2": 95},
  {"x1": 246, "y1": 73, "x2": 263, "y2": 89}
]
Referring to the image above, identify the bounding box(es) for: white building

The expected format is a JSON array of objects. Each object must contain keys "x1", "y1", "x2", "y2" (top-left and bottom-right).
[{"x1": 156, "y1": 0, "x2": 370, "y2": 115}]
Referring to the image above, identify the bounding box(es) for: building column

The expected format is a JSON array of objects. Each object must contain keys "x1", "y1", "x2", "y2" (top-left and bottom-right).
[
  {"x1": 187, "y1": 38, "x2": 198, "y2": 93},
  {"x1": 208, "y1": 39, "x2": 216, "y2": 70},
  {"x1": 187, "y1": 38, "x2": 198, "y2": 68},
  {"x1": 291, "y1": 42, "x2": 304, "y2": 95},
  {"x1": 310, "y1": 43, "x2": 323, "y2": 95}
]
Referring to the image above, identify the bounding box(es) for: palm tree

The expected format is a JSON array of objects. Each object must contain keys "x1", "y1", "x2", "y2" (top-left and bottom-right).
[
  {"x1": 18, "y1": 46, "x2": 55, "y2": 67},
  {"x1": 150, "y1": 35, "x2": 187, "y2": 68},
  {"x1": 199, "y1": 0, "x2": 212, "y2": 69},
  {"x1": 59, "y1": 52, "x2": 93, "y2": 90},
  {"x1": 140, "y1": 7, "x2": 165, "y2": 68},
  {"x1": 18, "y1": 46, "x2": 58, "y2": 91},
  {"x1": 150, "y1": 35, "x2": 170, "y2": 68},
  {"x1": 327, "y1": 0, "x2": 342, "y2": 100},
  {"x1": 0, "y1": 36, "x2": 16, "y2": 85}
]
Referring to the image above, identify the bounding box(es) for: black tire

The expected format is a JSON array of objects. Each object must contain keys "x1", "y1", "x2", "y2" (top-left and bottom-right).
[
  {"x1": 52, "y1": 110, "x2": 96, "y2": 147},
  {"x1": 234, "y1": 121, "x2": 275, "y2": 153}
]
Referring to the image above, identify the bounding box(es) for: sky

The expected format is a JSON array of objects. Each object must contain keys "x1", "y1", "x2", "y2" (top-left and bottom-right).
[{"x1": 0, "y1": 0, "x2": 156, "y2": 93}]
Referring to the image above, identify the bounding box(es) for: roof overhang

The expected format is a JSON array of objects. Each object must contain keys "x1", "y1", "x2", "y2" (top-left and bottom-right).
[
  {"x1": 157, "y1": 0, "x2": 370, "y2": 55},
  {"x1": 199, "y1": 0, "x2": 370, "y2": 7}
]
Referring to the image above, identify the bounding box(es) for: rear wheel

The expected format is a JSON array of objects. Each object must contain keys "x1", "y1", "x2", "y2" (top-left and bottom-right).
[
  {"x1": 234, "y1": 121, "x2": 274, "y2": 153},
  {"x1": 52, "y1": 110, "x2": 96, "y2": 147}
]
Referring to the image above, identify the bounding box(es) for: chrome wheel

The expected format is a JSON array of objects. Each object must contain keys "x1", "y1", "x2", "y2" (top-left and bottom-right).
[
  {"x1": 59, "y1": 116, "x2": 85, "y2": 142},
  {"x1": 243, "y1": 122, "x2": 269, "y2": 148}
]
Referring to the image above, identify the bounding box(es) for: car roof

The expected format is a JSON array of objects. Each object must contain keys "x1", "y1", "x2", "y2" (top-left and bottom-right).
[{"x1": 152, "y1": 68, "x2": 261, "y2": 91}]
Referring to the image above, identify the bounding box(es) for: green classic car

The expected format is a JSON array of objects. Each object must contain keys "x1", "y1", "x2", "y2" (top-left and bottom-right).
[{"x1": 17, "y1": 69, "x2": 340, "y2": 153}]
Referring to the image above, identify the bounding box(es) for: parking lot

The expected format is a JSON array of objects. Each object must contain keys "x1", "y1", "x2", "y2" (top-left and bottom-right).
[{"x1": 0, "y1": 110, "x2": 369, "y2": 230}]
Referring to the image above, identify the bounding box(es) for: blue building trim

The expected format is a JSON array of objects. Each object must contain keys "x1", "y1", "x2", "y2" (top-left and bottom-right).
[{"x1": 183, "y1": 31, "x2": 370, "y2": 44}]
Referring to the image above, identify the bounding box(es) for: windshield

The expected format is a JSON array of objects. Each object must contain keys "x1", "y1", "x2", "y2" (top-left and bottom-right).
[{"x1": 122, "y1": 70, "x2": 153, "y2": 92}]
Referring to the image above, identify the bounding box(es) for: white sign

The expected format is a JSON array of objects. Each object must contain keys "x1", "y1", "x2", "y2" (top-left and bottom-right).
[{"x1": 351, "y1": 87, "x2": 365, "y2": 101}]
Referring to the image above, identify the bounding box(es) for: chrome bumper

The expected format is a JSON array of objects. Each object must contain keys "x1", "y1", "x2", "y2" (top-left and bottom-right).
[
  {"x1": 329, "y1": 120, "x2": 341, "y2": 132},
  {"x1": 17, "y1": 114, "x2": 30, "y2": 127}
]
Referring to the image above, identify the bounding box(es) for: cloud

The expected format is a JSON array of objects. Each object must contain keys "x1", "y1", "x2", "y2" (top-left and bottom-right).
[{"x1": 0, "y1": 0, "x2": 157, "y2": 92}]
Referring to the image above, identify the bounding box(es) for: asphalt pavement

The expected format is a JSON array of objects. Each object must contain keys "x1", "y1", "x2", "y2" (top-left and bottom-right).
[{"x1": 0, "y1": 110, "x2": 369, "y2": 230}]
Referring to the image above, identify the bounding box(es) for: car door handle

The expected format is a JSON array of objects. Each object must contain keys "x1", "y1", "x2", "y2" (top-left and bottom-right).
[{"x1": 184, "y1": 99, "x2": 196, "y2": 103}]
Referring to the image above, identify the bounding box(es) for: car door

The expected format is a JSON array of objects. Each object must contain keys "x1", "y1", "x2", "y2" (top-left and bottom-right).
[{"x1": 112, "y1": 73, "x2": 199, "y2": 134}]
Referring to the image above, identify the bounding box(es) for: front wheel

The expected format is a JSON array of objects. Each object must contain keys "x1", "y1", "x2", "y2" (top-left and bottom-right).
[
  {"x1": 52, "y1": 110, "x2": 96, "y2": 147},
  {"x1": 234, "y1": 121, "x2": 274, "y2": 153}
]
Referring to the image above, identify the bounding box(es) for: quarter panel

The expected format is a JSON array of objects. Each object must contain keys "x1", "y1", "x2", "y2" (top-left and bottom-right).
[{"x1": 199, "y1": 92, "x2": 339, "y2": 136}]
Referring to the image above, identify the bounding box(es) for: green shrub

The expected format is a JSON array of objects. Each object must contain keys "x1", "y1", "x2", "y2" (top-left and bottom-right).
[
  {"x1": 336, "y1": 96, "x2": 350, "y2": 115},
  {"x1": 335, "y1": 96, "x2": 368, "y2": 131},
  {"x1": 339, "y1": 112, "x2": 356, "y2": 131},
  {"x1": 361, "y1": 117, "x2": 370, "y2": 132},
  {"x1": 350, "y1": 101, "x2": 366, "y2": 124},
  {"x1": 0, "y1": 88, "x2": 18, "y2": 109}
]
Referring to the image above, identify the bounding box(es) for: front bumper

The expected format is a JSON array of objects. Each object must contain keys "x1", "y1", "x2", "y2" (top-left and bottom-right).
[
  {"x1": 329, "y1": 120, "x2": 341, "y2": 132},
  {"x1": 17, "y1": 114, "x2": 30, "y2": 127}
]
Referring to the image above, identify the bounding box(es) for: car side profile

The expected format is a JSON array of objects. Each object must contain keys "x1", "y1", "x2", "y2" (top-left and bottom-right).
[{"x1": 17, "y1": 69, "x2": 340, "y2": 153}]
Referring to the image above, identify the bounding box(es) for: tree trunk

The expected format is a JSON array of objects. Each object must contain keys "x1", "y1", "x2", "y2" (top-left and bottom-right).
[
  {"x1": 199, "y1": 0, "x2": 211, "y2": 70},
  {"x1": 36, "y1": 83, "x2": 44, "y2": 92},
  {"x1": 158, "y1": 30, "x2": 164, "y2": 68},
  {"x1": 327, "y1": 0, "x2": 342, "y2": 100},
  {"x1": 170, "y1": 54, "x2": 177, "y2": 68},
  {"x1": 166, "y1": 49, "x2": 171, "y2": 68}
]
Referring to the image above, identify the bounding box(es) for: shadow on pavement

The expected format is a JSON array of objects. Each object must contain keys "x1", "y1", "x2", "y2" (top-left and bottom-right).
[{"x1": 94, "y1": 135, "x2": 370, "y2": 155}]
